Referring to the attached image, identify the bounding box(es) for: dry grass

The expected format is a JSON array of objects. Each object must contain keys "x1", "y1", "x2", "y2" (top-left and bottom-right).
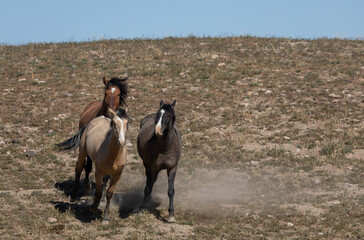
[{"x1": 0, "y1": 36, "x2": 363, "y2": 239}]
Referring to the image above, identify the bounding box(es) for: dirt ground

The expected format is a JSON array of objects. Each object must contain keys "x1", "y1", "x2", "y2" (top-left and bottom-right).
[{"x1": 0, "y1": 36, "x2": 363, "y2": 239}]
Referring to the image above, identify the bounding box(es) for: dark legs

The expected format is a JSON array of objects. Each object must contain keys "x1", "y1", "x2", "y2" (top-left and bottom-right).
[
  {"x1": 103, "y1": 172, "x2": 122, "y2": 223},
  {"x1": 142, "y1": 167, "x2": 160, "y2": 208},
  {"x1": 83, "y1": 157, "x2": 92, "y2": 189},
  {"x1": 167, "y1": 167, "x2": 177, "y2": 223},
  {"x1": 141, "y1": 166, "x2": 177, "y2": 223},
  {"x1": 90, "y1": 169, "x2": 122, "y2": 223}
]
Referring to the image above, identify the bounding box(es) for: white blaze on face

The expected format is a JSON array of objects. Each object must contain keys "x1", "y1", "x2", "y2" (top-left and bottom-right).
[
  {"x1": 111, "y1": 87, "x2": 116, "y2": 94},
  {"x1": 115, "y1": 116, "x2": 125, "y2": 145},
  {"x1": 155, "y1": 109, "x2": 165, "y2": 135}
]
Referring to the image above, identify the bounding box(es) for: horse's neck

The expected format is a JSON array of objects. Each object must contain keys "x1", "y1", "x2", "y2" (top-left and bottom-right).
[
  {"x1": 98, "y1": 102, "x2": 108, "y2": 116},
  {"x1": 156, "y1": 127, "x2": 175, "y2": 151}
]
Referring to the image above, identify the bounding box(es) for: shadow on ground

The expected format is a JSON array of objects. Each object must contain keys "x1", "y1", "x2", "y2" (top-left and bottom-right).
[
  {"x1": 112, "y1": 190, "x2": 163, "y2": 220},
  {"x1": 51, "y1": 200, "x2": 102, "y2": 223},
  {"x1": 53, "y1": 179, "x2": 164, "y2": 222},
  {"x1": 52, "y1": 179, "x2": 101, "y2": 223}
]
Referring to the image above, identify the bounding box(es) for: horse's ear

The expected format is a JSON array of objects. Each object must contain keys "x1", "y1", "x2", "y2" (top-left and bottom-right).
[
  {"x1": 160, "y1": 100, "x2": 164, "y2": 107},
  {"x1": 103, "y1": 77, "x2": 109, "y2": 85},
  {"x1": 121, "y1": 77, "x2": 128, "y2": 82},
  {"x1": 171, "y1": 100, "x2": 176, "y2": 108}
]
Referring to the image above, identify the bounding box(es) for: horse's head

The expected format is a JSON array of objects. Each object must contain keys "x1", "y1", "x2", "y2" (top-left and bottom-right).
[
  {"x1": 155, "y1": 100, "x2": 176, "y2": 136},
  {"x1": 108, "y1": 107, "x2": 129, "y2": 146},
  {"x1": 103, "y1": 77, "x2": 128, "y2": 110}
]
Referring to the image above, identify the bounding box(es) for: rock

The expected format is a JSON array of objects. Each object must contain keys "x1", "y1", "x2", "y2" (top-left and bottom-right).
[
  {"x1": 265, "y1": 90, "x2": 272, "y2": 94},
  {"x1": 327, "y1": 200, "x2": 340, "y2": 206},
  {"x1": 329, "y1": 93, "x2": 340, "y2": 98},
  {"x1": 211, "y1": 54, "x2": 219, "y2": 59},
  {"x1": 250, "y1": 161, "x2": 259, "y2": 166},
  {"x1": 12, "y1": 139, "x2": 21, "y2": 144},
  {"x1": 47, "y1": 217, "x2": 57, "y2": 223},
  {"x1": 25, "y1": 150, "x2": 36, "y2": 158},
  {"x1": 287, "y1": 222, "x2": 294, "y2": 227}
]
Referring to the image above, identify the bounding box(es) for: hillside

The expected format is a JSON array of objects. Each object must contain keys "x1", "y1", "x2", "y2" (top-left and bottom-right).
[{"x1": 0, "y1": 36, "x2": 363, "y2": 239}]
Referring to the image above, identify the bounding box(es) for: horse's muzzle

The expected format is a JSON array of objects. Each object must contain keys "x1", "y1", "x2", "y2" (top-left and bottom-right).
[
  {"x1": 155, "y1": 126, "x2": 164, "y2": 136},
  {"x1": 118, "y1": 140, "x2": 126, "y2": 147}
]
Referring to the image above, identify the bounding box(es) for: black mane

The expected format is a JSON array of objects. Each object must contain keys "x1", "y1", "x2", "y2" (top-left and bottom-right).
[
  {"x1": 161, "y1": 104, "x2": 175, "y2": 116},
  {"x1": 105, "y1": 77, "x2": 128, "y2": 106},
  {"x1": 116, "y1": 107, "x2": 128, "y2": 119}
]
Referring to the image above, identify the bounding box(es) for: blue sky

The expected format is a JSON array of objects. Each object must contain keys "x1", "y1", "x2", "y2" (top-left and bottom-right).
[{"x1": 0, "y1": 0, "x2": 363, "y2": 45}]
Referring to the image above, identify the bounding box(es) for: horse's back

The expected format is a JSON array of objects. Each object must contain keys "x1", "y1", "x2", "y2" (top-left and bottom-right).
[
  {"x1": 137, "y1": 114, "x2": 156, "y2": 148},
  {"x1": 79, "y1": 101, "x2": 103, "y2": 129}
]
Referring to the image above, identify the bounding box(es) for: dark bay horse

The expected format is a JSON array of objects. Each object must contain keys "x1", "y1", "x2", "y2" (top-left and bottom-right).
[
  {"x1": 137, "y1": 100, "x2": 182, "y2": 223},
  {"x1": 79, "y1": 77, "x2": 128, "y2": 188},
  {"x1": 58, "y1": 108, "x2": 129, "y2": 223}
]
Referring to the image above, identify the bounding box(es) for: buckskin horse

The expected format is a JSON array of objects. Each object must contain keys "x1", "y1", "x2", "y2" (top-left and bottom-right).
[
  {"x1": 137, "y1": 100, "x2": 182, "y2": 223},
  {"x1": 58, "y1": 108, "x2": 129, "y2": 224},
  {"x1": 78, "y1": 77, "x2": 128, "y2": 188}
]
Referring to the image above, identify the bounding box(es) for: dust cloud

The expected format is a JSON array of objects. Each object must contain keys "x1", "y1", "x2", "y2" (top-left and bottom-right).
[{"x1": 110, "y1": 168, "x2": 257, "y2": 216}]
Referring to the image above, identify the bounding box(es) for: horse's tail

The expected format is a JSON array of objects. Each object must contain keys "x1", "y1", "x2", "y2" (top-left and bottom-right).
[{"x1": 56, "y1": 125, "x2": 87, "y2": 151}]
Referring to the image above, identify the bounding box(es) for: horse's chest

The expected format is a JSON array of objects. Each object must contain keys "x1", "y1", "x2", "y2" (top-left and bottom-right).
[{"x1": 152, "y1": 152, "x2": 175, "y2": 168}]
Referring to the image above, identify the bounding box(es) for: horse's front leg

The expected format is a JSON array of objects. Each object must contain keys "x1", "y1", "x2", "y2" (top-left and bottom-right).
[
  {"x1": 142, "y1": 167, "x2": 160, "y2": 209},
  {"x1": 102, "y1": 171, "x2": 122, "y2": 224},
  {"x1": 167, "y1": 166, "x2": 177, "y2": 223},
  {"x1": 91, "y1": 168, "x2": 103, "y2": 212}
]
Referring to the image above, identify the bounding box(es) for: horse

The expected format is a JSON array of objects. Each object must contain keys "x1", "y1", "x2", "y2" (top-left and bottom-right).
[
  {"x1": 57, "y1": 107, "x2": 129, "y2": 223},
  {"x1": 137, "y1": 100, "x2": 182, "y2": 223},
  {"x1": 79, "y1": 77, "x2": 128, "y2": 189}
]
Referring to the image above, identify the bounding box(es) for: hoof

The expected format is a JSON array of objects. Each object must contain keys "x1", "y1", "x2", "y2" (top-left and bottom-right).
[
  {"x1": 101, "y1": 219, "x2": 110, "y2": 225},
  {"x1": 167, "y1": 216, "x2": 176, "y2": 223}
]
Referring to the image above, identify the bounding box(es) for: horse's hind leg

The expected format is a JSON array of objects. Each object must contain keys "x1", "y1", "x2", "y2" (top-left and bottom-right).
[
  {"x1": 167, "y1": 166, "x2": 177, "y2": 223},
  {"x1": 71, "y1": 149, "x2": 87, "y2": 201},
  {"x1": 102, "y1": 171, "x2": 122, "y2": 223},
  {"x1": 83, "y1": 156, "x2": 92, "y2": 189},
  {"x1": 91, "y1": 168, "x2": 103, "y2": 212}
]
